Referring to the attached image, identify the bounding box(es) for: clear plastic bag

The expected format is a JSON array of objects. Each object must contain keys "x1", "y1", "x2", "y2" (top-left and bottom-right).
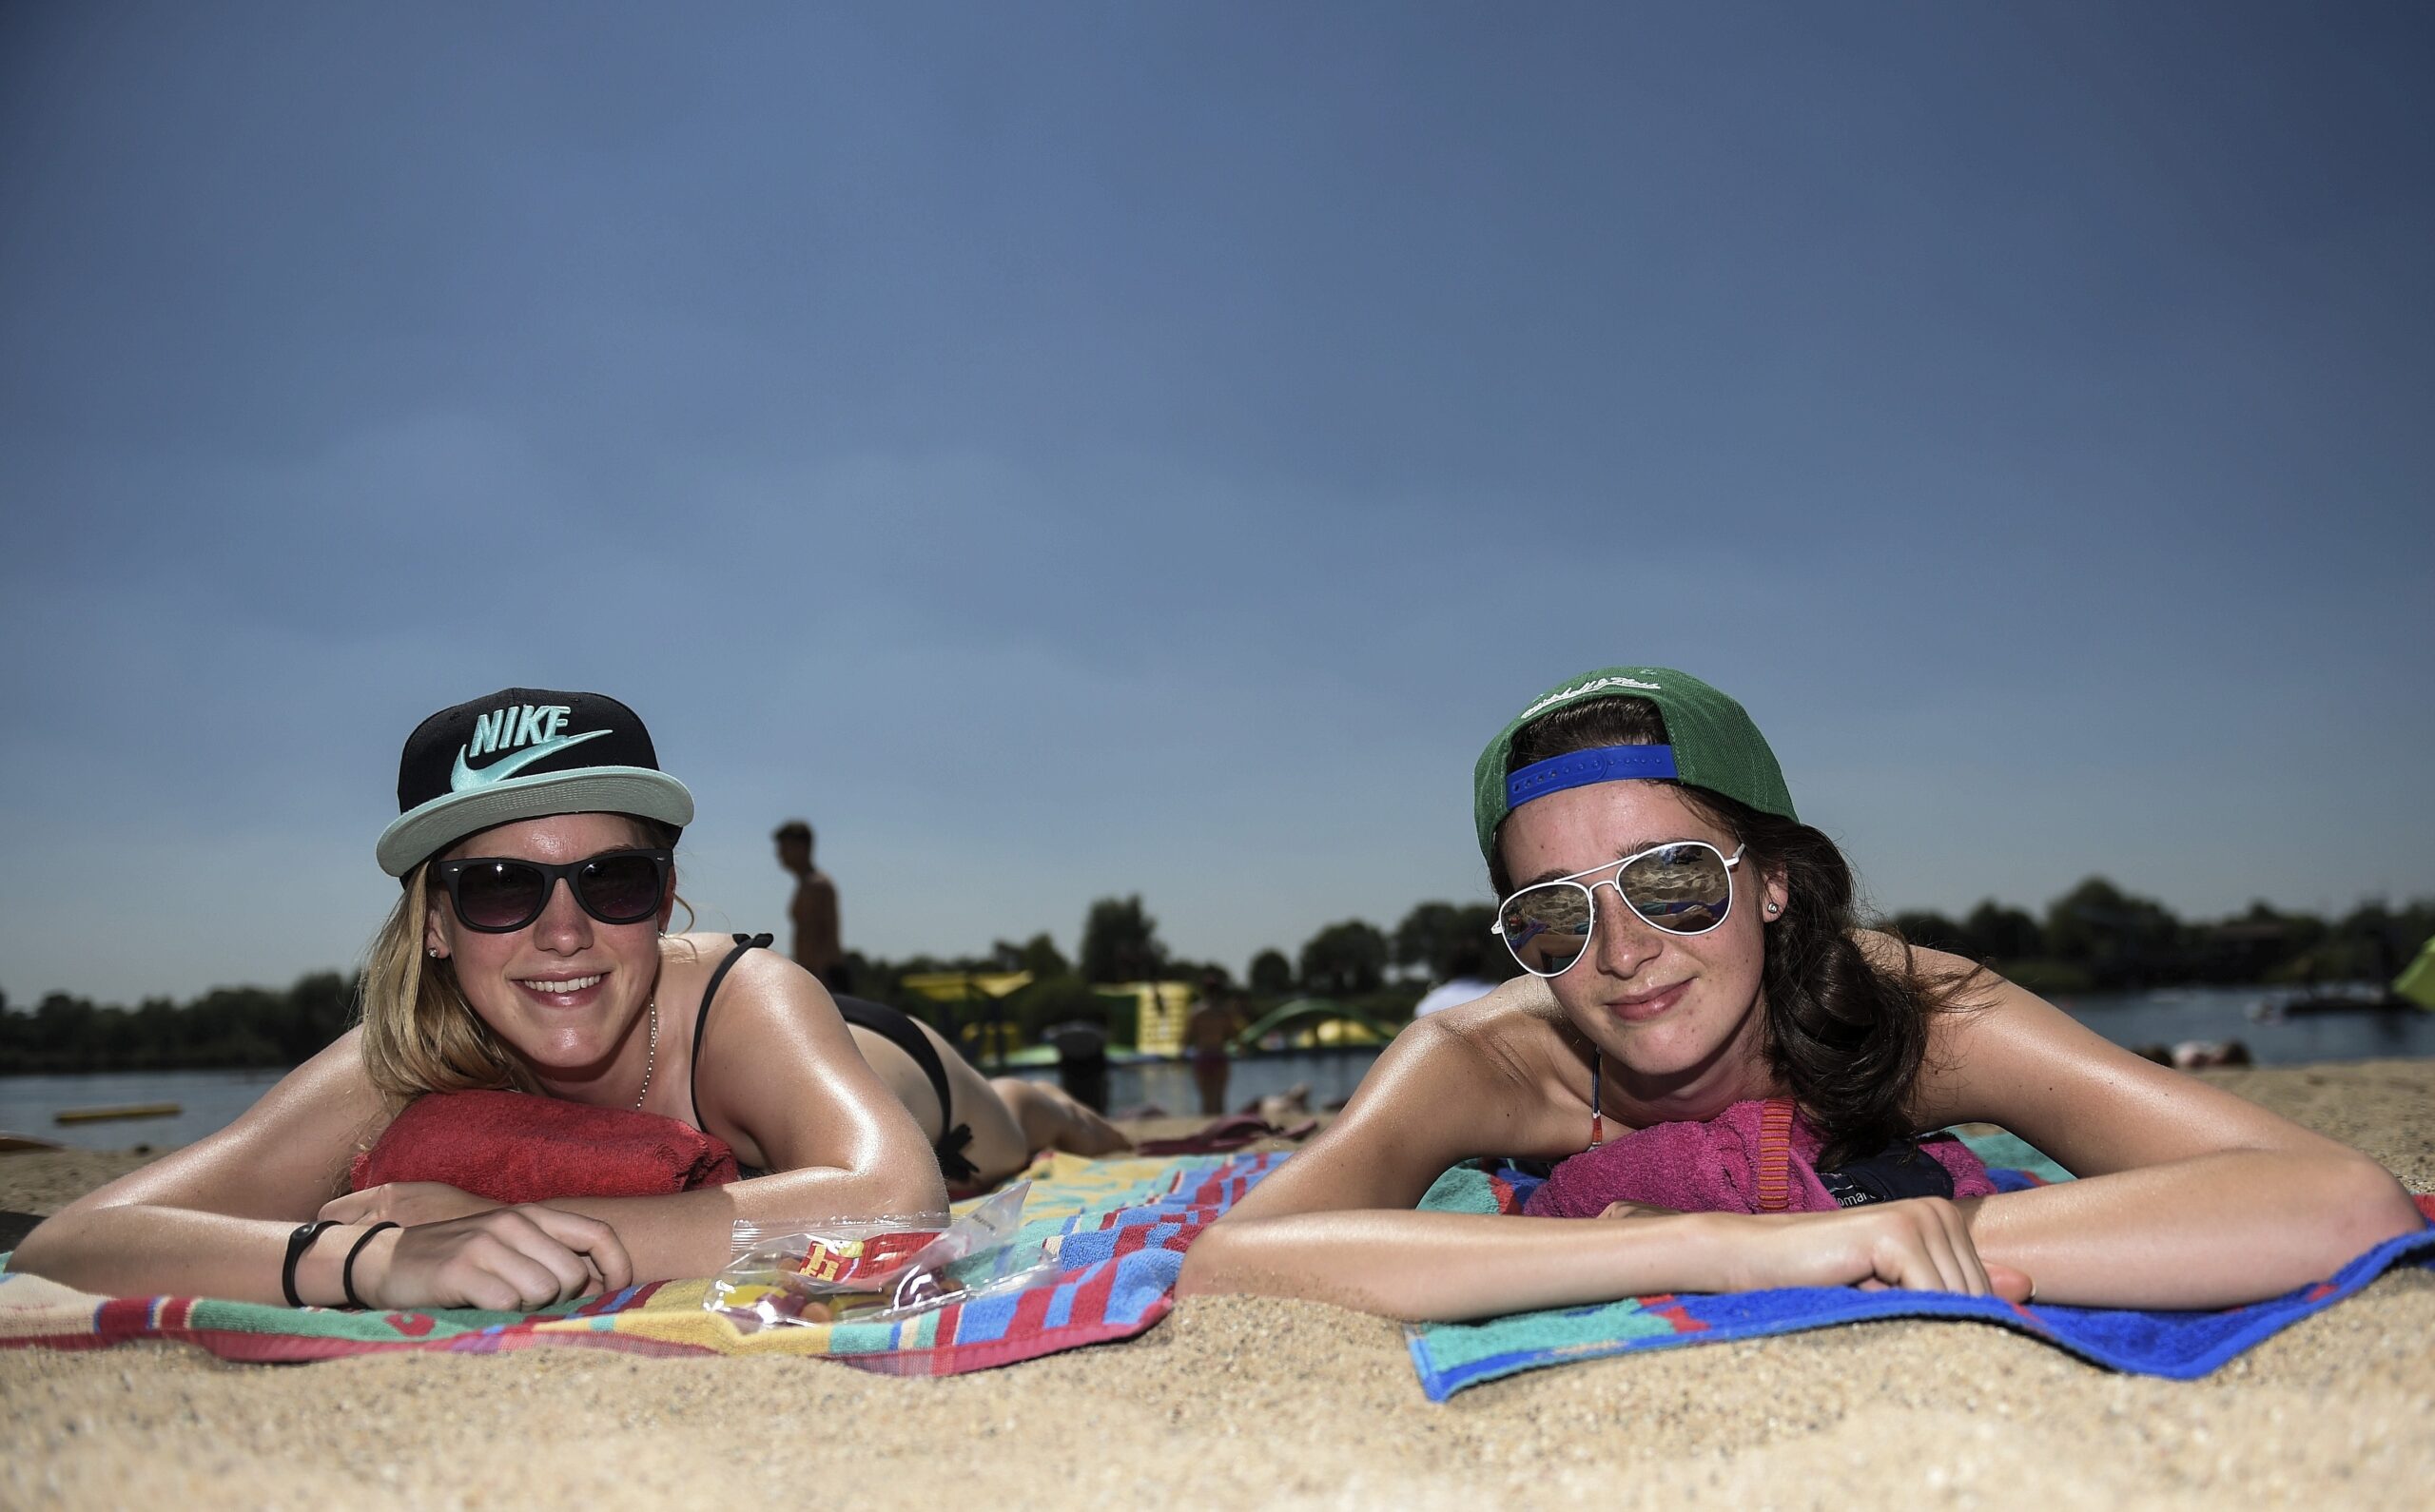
[{"x1": 706, "y1": 1181, "x2": 1058, "y2": 1331}]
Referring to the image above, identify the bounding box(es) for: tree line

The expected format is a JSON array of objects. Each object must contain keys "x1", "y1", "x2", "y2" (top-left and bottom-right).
[
  {"x1": 1883, "y1": 880, "x2": 2433, "y2": 996},
  {"x1": 5, "y1": 879, "x2": 2428, "y2": 1074}
]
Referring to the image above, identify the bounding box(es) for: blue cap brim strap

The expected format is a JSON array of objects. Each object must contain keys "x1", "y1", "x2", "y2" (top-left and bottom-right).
[{"x1": 1505, "y1": 745, "x2": 1679, "y2": 811}]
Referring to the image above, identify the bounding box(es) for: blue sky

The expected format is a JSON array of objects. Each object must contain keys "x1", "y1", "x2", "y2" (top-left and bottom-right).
[{"x1": 4, "y1": 3, "x2": 2429, "y2": 1005}]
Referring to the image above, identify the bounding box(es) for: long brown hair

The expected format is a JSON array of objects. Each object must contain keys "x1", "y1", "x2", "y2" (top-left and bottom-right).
[{"x1": 1490, "y1": 697, "x2": 1972, "y2": 1165}]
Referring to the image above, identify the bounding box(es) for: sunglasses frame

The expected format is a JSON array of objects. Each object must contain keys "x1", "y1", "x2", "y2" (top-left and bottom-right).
[
  {"x1": 1490, "y1": 840, "x2": 1746, "y2": 978},
  {"x1": 430, "y1": 847, "x2": 674, "y2": 934}
]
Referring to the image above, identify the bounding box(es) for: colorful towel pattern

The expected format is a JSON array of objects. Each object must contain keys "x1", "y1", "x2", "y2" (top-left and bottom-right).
[
  {"x1": 10, "y1": 1134, "x2": 2426, "y2": 1396},
  {"x1": 0, "y1": 1151, "x2": 1285, "y2": 1372},
  {"x1": 1407, "y1": 1132, "x2": 2435, "y2": 1401}
]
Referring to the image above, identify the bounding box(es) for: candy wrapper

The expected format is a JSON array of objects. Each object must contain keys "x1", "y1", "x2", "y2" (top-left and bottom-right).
[{"x1": 706, "y1": 1182, "x2": 1057, "y2": 1331}]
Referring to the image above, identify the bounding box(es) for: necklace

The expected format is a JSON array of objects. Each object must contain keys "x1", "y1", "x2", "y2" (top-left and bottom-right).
[{"x1": 634, "y1": 999, "x2": 658, "y2": 1110}]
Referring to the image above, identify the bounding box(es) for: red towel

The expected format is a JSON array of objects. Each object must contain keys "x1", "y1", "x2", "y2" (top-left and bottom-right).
[
  {"x1": 1522, "y1": 1098, "x2": 1996, "y2": 1218},
  {"x1": 351, "y1": 1089, "x2": 742, "y2": 1205}
]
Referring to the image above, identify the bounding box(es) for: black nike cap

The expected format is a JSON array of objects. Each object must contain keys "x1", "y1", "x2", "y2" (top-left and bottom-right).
[{"x1": 375, "y1": 688, "x2": 695, "y2": 878}]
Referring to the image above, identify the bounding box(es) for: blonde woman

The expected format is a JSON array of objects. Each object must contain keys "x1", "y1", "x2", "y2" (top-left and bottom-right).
[{"x1": 10, "y1": 689, "x2": 946, "y2": 1310}]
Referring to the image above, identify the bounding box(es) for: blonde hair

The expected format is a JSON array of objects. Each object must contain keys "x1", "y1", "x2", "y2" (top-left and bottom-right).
[
  {"x1": 358, "y1": 864, "x2": 545, "y2": 1109},
  {"x1": 355, "y1": 819, "x2": 693, "y2": 1110}
]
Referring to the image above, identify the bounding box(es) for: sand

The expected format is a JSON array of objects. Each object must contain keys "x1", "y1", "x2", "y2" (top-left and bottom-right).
[{"x1": 6, "y1": 1060, "x2": 2432, "y2": 1509}]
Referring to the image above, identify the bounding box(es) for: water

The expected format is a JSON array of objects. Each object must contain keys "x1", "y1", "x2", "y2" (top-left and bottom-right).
[
  {"x1": 0, "y1": 1067, "x2": 290, "y2": 1152},
  {"x1": 2051, "y1": 984, "x2": 2435, "y2": 1064},
  {"x1": 1006, "y1": 1048, "x2": 1384, "y2": 1118},
  {"x1": 8, "y1": 986, "x2": 2426, "y2": 1151}
]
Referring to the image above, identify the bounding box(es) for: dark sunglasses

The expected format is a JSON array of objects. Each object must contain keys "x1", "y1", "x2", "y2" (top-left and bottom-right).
[{"x1": 431, "y1": 848, "x2": 673, "y2": 933}]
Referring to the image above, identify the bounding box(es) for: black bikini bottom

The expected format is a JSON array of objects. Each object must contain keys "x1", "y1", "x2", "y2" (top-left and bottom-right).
[{"x1": 836, "y1": 996, "x2": 979, "y2": 1185}]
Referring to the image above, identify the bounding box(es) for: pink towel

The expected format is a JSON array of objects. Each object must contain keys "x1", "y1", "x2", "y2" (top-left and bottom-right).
[
  {"x1": 352, "y1": 1089, "x2": 742, "y2": 1205},
  {"x1": 1522, "y1": 1098, "x2": 1995, "y2": 1218}
]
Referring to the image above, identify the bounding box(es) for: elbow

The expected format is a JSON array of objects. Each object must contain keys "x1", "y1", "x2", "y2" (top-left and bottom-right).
[
  {"x1": 5, "y1": 1212, "x2": 81, "y2": 1282},
  {"x1": 882, "y1": 1163, "x2": 949, "y2": 1219},
  {"x1": 1176, "y1": 1220, "x2": 1245, "y2": 1300},
  {"x1": 911, "y1": 1175, "x2": 953, "y2": 1218},
  {"x1": 2319, "y1": 1153, "x2": 2425, "y2": 1258},
  {"x1": 3, "y1": 1217, "x2": 55, "y2": 1275},
  {"x1": 881, "y1": 1153, "x2": 945, "y2": 1212}
]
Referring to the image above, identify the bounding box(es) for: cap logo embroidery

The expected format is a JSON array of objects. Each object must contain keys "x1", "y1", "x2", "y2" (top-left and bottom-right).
[
  {"x1": 450, "y1": 704, "x2": 607, "y2": 790},
  {"x1": 1518, "y1": 674, "x2": 1663, "y2": 722}
]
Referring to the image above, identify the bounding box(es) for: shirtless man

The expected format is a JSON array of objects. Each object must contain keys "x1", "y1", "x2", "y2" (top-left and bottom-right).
[
  {"x1": 772, "y1": 820, "x2": 846, "y2": 992},
  {"x1": 1185, "y1": 979, "x2": 1245, "y2": 1116}
]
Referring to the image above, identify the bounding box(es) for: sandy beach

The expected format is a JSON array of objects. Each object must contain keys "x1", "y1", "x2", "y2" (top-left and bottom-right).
[{"x1": 6, "y1": 1060, "x2": 2431, "y2": 1509}]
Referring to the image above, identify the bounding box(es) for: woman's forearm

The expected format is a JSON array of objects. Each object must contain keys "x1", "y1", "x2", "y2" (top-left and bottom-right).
[
  {"x1": 7, "y1": 1204, "x2": 382, "y2": 1307},
  {"x1": 1966, "y1": 1148, "x2": 2421, "y2": 1308},
  {"x1": 1179, "y1": 1207, "x2": 1729, "y2": 1323}
]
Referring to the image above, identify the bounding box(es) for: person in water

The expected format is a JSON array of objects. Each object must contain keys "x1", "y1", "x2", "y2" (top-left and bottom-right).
[
  {"x1": 9, "y1": 688, "x2": 1114, "y2": 1310},
  {"x1": 1179, "y1": 668, "x2": 2421, "y2": 1321}
]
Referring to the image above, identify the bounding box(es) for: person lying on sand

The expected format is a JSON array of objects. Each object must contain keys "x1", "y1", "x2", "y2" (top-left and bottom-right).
[
  {"x1": 7, "y1": 688, "x2": 1120, "y2": 1312},
  {"x1": 1179, "y1": 667, "x2": 2421, "y2": 1322}
]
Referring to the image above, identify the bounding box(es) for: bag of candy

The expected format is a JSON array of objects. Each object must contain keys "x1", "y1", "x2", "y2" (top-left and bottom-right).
[{"x1": 706, "y1": 1182, "x2": 1056, "y2": 1331}]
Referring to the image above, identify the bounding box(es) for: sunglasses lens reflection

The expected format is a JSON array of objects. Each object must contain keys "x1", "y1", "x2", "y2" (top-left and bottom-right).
[
  {"x1": 456, "y1": 862, "x2": 548, "y2": 930},
  {"x1": 1500, "y1": 884, "x2": 1593, "y2": 977},
  {"x1": 577, "y1": 854, "x2": 665, "y2": 923},
  {"x1": 1618, "y1": 843, "x2": 1732, "y2": 933}
]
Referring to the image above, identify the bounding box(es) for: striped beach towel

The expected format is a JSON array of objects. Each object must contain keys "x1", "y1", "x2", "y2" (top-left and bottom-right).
[
  {"x1": 1405, "y1": 1133, "x2": 2435, "y2": 1400},
  {"x1": 0, "y1": 1150, "x2": 1283, "y2": 1372}
]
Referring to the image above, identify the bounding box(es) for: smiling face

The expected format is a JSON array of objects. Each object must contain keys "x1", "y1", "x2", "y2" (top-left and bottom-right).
[
  {"x1": 1495, "y1": 781, "x2": 1788, "y2": 1103},
  {"x1": 422, "y1": 811, "x2": 672, "y2": 1095}
]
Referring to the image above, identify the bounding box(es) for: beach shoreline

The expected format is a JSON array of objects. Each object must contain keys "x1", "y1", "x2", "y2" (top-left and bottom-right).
[{"x1": 6, "y1": 1059, "x2": 2430, "y2": 1508}]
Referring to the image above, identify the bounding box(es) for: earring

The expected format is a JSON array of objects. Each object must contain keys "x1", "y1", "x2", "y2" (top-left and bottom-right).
[
  {"x1": 427, "y1": 947, "x2": 443, "y2": 959},
  {"x1": 1764, "y1": 901, "x2": 1782, "y2": 915}
]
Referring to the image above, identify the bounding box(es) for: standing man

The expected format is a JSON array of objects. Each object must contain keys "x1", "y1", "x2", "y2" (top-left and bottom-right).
[
  {"x1": 1183, "y1": 973, "x2": 1243, "y2": 1117},
  {"x1": 772, "y1": 819, "x2": 847, "y2": 993}
]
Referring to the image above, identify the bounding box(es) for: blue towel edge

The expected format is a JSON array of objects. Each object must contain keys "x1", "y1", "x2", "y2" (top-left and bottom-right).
[{"x1": 1411, "y1": 1221, "x2": 2435, "y2": 1401}]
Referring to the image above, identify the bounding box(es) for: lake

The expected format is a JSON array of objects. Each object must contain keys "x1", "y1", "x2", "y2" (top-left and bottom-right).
[{"x1": 6, "y1": 983, "x2": 2427, "y2": 1152}]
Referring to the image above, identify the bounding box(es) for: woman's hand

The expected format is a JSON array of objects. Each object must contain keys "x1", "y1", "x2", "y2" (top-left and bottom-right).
[
  {"x1": 354, "y1": 1207, "x2": 634, "y2": 1311},
  {"x1": 319, "y1": 1181, "x2": 497, "y2": 1229},
  {"x1": 1700, "y1": 1197, "x2": 2035, "y2": 1301}
]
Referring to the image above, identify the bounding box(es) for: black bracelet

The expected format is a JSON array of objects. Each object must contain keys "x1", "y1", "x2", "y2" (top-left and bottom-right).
[
  {"x1": 282, "y1": 1219, "x2": 341, "y2": 1308},
  {"x1": 341, "y1": 1222, "x2": 399, "y2": 1309}
]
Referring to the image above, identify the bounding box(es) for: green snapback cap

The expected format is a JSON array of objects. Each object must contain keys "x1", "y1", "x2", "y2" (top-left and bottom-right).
[{"x1": 1471, "y1": 667, "x2": 1797, "y2": 863}]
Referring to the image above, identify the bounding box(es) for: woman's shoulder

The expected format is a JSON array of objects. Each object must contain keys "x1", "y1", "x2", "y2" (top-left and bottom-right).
[
  {"x1": 662, "y1": 930, "x2": 789, "y2": 982},
  {"x1": 662, "y1": 931, "x2": 829, "y2": 1024},
  {"x1": 660, "y1": 930, "x2": 767, "y2": 965},
  {"x1": 1396, "y1": 976, "x2": 1581, "y2": 1090},
  {"x1": 1852, "y1": 928, "x2": 1985, "y2": 985},
  {"x1": 1884, "y1": 943, "x2": 2133, "y2": 1126}
]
